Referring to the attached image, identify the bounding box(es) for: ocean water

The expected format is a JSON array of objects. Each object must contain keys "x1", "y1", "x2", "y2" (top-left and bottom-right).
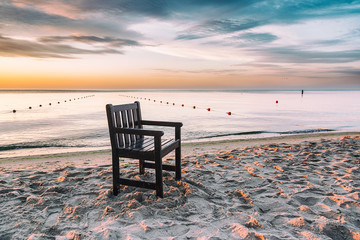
[{"x1": 1, "y1": 90, "x2": 359, "y2": 158}]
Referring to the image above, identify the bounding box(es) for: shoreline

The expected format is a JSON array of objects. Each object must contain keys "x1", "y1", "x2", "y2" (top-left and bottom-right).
[{"x1": 1, "y1": 131, "x2": 359, "y2": 170}]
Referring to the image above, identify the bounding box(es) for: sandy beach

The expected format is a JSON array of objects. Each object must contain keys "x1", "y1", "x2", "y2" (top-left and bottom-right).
[{"x1": 1, "y1": 132, "x2": 360, "y2": 239}]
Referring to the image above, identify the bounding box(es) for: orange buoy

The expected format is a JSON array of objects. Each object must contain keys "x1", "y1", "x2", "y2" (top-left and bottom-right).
[
  {"x1": 227, "y1": 112, "x2": 232, "y2": 115},
  {"x1": 12, "y1": 109, "x2": 16, "y2": 113},
  {"x1": 160, "y1": 101, "x2": 162, "y2": 103},
  {"x1": 49, "y1": 103, "x2": 51, "y2": 105},
  {"x1": 173, "y1": 103, "x2": 175, "y2": 105},
  {"x1": 58, "y1": 102, "x2": 60, "y2": 104},
  {"x1": 167, "y1": 102, "x2": 169, "y2": 104},
  {"x1": 29, "y1": 107, "x2": 32, "y2": 109},
  {"x1": 154, "y1": 100, "x2": 156, "y2": 102},
  {"x1": 39, "y1": 105, "x2": 42, "y2": 107},
  {"x1": 193, "y1": 106, "x2": 196, "y2": 109},
  {"x1": 207, "y1": 108, "x2": 211, "y2": 111}
]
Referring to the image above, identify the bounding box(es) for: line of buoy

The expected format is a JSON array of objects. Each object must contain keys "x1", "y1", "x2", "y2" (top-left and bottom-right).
[
  {"x1": 122, "y1": 95, "x2": 235, "y2": 116},
  {"x1": 12, "y1": 95, "x2": 95, "y2": 113},
  {"x1": 122, "y1": 94, "x2": 284, "y2": 116}
]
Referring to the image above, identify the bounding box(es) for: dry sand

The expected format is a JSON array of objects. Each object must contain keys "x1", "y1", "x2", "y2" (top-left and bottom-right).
[{"x1": 0, "y1": 132, "x2": 360, "y2": 239}]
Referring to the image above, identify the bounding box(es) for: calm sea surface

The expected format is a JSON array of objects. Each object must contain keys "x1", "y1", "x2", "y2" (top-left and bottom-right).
[{"x1": 1, "y1": 90, "x2": 359, "y2": 158}]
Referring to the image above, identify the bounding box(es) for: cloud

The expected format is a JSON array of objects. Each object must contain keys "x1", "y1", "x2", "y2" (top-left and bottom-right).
[
  {"x1": 175, "y1": 1, "x2": 360, "y2": 40},
  {"x1": 176, "y1": 19, "x2": 264, "y2": 40},
  {"x1": 0, "y1": 35, "x2": 122, "y2": 58},
  {"x1": 152, "y1": 68, "x2": 240, "y2": 75},
  {"x1": 0, "y1": 2, "x2": 139, "y2": 37},
  {"x1": 332, "y1": 68, "x2": 360, "y2": 77},
  {"x1": 312, "y1": 39, "x2": 344, "y2": 46},
  {"x1": 39, "y1": 35, "x2": 141, "y2": 48},
  {"x1": 12, "y1": 0, "x2": 170, "y2": 17},
  {"x1": 254, "y1": 47, "x2": 360, "y2": 63},
  {"x1": 1, "y1": 3, "x2": 74, "y2": 26},
  {"x1": 231, "y1": 32, "x2": 278, "y2": 43}
]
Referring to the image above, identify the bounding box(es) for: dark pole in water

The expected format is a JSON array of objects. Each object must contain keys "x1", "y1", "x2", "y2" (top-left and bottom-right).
[{"x1": 301, "y1": 90, "x2": 304, "y2": 95}]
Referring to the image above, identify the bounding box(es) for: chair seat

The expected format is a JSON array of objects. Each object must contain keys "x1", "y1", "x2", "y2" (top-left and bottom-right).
[{"x1": 117, "y1": 137, "x2": 180, "y2": 160}]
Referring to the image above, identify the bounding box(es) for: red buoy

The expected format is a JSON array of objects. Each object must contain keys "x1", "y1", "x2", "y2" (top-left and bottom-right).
[
  {"x1": 227, "y1": 112, "x2": 232, "y2": 115},
  {"x1": 49, "y1": 103, "x2": 51, "y2": 105},
  {"x1": 167, "y1": 102, "x2": 169, "y2": 104},
  {"x1": 173, "y1": 103, "x2": 175, "y2": 105},
  {"x1": 276, "y1": 100, "x2": 278, "y2": 103},
  {"x1": 181, "y1": 104, "x2": 184, "y2": 107},
  {"x1": 154, "y1": 100, "x2": 156, "y2": 102},
  {"x1": 193, "y1": 106, "x2": 196, "y2": 109},
  {"x1": 12, "y1": 109, "x2": 16, "y2": 113},
  {"x1": 207, "y1": 108, "x2": 211, "y2": 111},
  {"x1": 29, "y1": 107, "x2": 32, "y2": 109},
  {"x1": 39, "y1": 105, "x2": 42, "y2": 107},
  {"x1": 160, "y1": 101, "x2": 162, "y2": 103}
]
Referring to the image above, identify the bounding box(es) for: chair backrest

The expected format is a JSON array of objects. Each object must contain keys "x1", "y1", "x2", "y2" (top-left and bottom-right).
[{"x1": 106, "y1": 101, "x2": 143, "y2": 148}]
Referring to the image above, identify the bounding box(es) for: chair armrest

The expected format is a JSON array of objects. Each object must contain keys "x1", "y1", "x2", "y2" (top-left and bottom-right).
[
  {"x1": 112, "y1": 127, "x2": 164, "y2": 137},
  {"x1": 141, "y1": 120, "x2": 183, "y2": 128}
]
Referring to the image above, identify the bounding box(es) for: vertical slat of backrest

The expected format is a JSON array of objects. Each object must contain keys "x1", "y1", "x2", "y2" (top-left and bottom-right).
[
  {"x1": 106, "y1": 104, "x2": 118, "y2": 150},
  {"x1": 121, "y1": 110, "x2": 130, "y2": 146},
  {"x1": 127, "y1": 109, "x2": 136, "y2": 143},
  {"x1": 114, "y1": 111, "x2": 124, "y2": 147},
  {"x1": 132, "y1": 108, "x2": 140, "y2": 140},
  {"x1": 135, "y1": 102, "x2": 143, "y2": 128},
  {"x1": 135, "y1": 101, "x2": 143, "y2": 139}
]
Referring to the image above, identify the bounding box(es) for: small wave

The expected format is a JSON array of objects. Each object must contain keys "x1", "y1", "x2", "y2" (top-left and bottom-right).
[
  {"x1": 0, "y1": 143, "x2": 87, "y2": 152},
  {"x1": 192, "y1": 128, "x2": 335, "y2": 140},
  {"x1": 195, "y1": 131, "x2": 268, "y2": 140},
  {"x1": 278, "y1": 129, "x2": 335, "y2": 134}
]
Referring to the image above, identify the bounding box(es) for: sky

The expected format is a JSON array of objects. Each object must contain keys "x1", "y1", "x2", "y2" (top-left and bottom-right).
[{"x1": 0, "y1": 0, "x2": 360, "y2": 89}]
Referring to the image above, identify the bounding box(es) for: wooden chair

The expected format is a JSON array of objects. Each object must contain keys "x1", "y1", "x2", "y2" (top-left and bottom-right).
[{"x1": 106, "y1": 101, "x2": 182, "y2": 197}]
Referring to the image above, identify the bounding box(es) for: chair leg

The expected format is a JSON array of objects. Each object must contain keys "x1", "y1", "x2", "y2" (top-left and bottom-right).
[
  {"x1": 155, "y1": 137, "x2": 163, "y2": 197},
  {"x1": 112, "y1": 154, "x2": 119, "y2": 196},
  {"x1": 175, "y1": 146, "x2": 181, "y2": 180},
  {"x1": 139, "y1": 158, "x2": 145, "y2": 174},
  {"x1": 155, "y1": 159, "x2": 163, "y2": 197}
]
